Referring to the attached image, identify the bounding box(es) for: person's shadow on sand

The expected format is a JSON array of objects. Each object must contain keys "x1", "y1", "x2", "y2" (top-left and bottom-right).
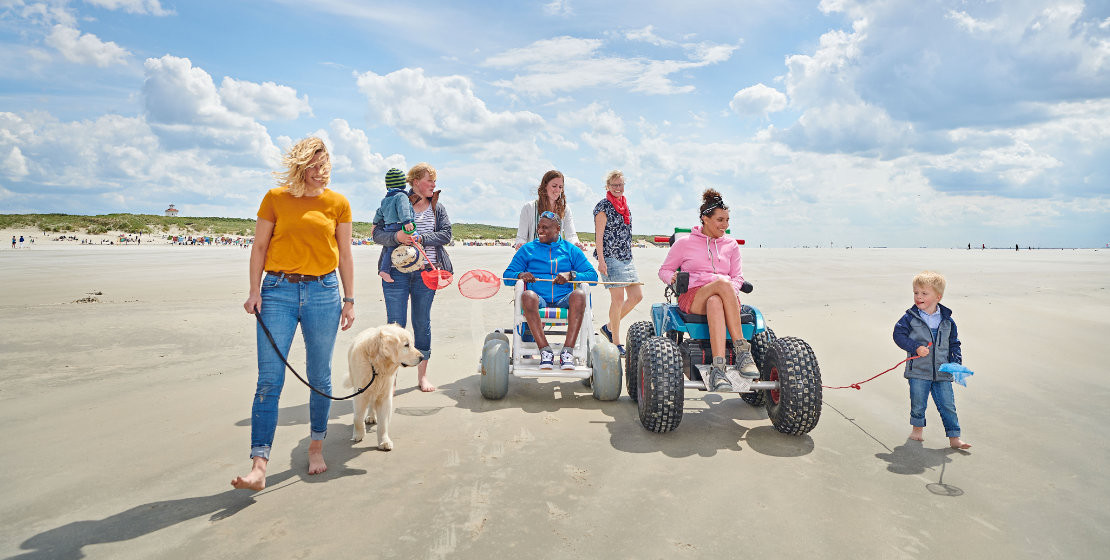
[
  {"x1": 12, "y1": 423, "x2": 370, "y2": 560},
  {"x1": 11, "y1": 488, "x2": 259, "y2": 560},
  {"x1": 874, "y1": 438, "x2": 966, "y2": 496},
  {"x1": 874, "y1": 438, "x2": 953, "y2": 475}
]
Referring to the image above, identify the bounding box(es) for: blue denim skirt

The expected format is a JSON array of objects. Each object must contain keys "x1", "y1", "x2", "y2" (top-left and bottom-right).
[{"x1": 600, "y1": 256, "x2": 639, "y2": 288}]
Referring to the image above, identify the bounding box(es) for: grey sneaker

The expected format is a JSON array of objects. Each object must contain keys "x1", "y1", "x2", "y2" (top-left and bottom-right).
[
  {"x1": 539, "y1": 347, "x2": 555, "y2": 369},
  {"x1": 709, "y1": 356, "x2": 733, "y2": 392},
  {"x1": 734, "y1": 339, "x2": 760, "y2": 379}
]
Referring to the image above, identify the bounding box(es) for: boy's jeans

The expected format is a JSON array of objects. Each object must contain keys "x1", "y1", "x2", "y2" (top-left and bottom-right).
[
  {"x1": 251, "y1": 272, "x2": 341, "y2": 460},
  {"x1": 908, "y1": 378, "x2": 961, "y2": 437},
  {"x1": 381, "y1": 269, "x2": 435, "y2": 361},
  {"x1": 378, "y1": 223, "x2": 405, "y2": 274}
]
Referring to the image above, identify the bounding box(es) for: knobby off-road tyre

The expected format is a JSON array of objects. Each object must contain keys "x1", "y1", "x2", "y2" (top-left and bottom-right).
[
  {"x1": 742, "y1": 327, "x2": 777, "y2": 407},
  {"x1": 624, "y1": 321, "x2": 654, "y2": 403},
  {"x1": 764, "y1": 336, "x2": 822, "y2": 435},
  {"x1": 480, "y1": 339, "x2": 510, "y2": 400},
  {"x1": 637, "y1": 336, "x2": 685, "y2": 433},
  {"x1": 590, "y1": 340, "x2": 622, "y2": 401}
]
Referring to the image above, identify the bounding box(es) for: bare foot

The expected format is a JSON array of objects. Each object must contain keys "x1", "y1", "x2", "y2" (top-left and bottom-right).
[
  {"x1": 418, "y1": 377, "x2": 436, "y2": 392},
  {"x1": 949, "y1": 437, "x2": 971, "y2": 450},
  {"x1": 308, "y1": 440, "x2": 327, "y2": 475},
  {"x1": 231, "y1": 457, "x2": 268, "y2": 491},
  {"x1": 909, "y1": 427, "x2": 924, "y2": 441},
  {"x1": 378, "y1": 271, "x2": 394, "y2": 283}
]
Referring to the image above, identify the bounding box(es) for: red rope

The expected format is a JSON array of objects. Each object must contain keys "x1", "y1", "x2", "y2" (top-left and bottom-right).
[{"x1": 822, "y1": 343, "x2": 931, "y2": 390}]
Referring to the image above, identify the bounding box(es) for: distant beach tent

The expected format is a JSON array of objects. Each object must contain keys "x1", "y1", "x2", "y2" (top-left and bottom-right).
[{"x1": 164, "y1": 204, "x2": 179, "y2": 217}]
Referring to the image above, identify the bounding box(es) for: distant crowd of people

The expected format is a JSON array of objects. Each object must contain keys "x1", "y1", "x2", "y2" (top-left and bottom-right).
[{"x1": 169, "y1": 235, "x2": 252, "y2": 247}]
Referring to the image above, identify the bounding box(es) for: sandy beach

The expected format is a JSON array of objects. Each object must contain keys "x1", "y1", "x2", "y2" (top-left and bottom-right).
[{"x1": 1, "y1": 237, "x2": 1108, "y2": 559}]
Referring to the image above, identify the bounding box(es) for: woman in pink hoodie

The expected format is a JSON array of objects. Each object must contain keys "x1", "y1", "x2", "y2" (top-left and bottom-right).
[{"x1": 657, "y1": 189, "x2": 758, "y2": 391}]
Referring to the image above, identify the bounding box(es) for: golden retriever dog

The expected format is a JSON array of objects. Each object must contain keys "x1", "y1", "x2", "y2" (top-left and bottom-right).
[{"x1": 347, "y1": 324, "x2": 424, "y2": 450}]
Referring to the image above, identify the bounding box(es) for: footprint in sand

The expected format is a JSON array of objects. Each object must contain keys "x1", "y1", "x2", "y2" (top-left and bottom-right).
[
  {"x1": 564, "y1": 465, "x2": 590, "y2": 485},
  {"x1": 546, "y1": 501, "x2": 570, "y2": 520},
  {"x1": 510, "y1": 426, "x2": 534, "y2": 446},
  {"x1": 480, "y1": 442, "x2": 504, "y2": 463}
]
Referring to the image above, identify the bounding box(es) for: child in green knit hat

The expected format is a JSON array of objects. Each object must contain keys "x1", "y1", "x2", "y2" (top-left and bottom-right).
[{"x1": 373, "y1": 167, "x2": 420, "y2": 281}]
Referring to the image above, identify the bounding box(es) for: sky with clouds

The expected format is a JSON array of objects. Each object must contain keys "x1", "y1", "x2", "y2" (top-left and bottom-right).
[{"x1": 1, "y1": 0, "x2": 1108, "y2": 247}]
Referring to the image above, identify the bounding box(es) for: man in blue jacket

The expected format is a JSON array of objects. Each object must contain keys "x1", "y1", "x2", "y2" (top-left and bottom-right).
[{"x1": 503, "y1": 211, "x2": 598, "y2": 369}]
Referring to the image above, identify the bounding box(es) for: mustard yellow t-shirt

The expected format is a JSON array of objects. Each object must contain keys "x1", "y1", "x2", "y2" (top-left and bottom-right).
[{"x1": 258, "y1": 187, "x2": 352, "y2": 276}]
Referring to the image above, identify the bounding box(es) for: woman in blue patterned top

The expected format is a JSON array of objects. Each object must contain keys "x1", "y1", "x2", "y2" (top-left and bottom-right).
[{"x1": 592, "y1": 170, "x2": 642, "y2": 354}]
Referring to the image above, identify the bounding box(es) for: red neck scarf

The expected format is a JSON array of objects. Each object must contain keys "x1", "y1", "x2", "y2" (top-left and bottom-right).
[{"x1": 606, "y1": 192, "x2": 631, "y2": 225}]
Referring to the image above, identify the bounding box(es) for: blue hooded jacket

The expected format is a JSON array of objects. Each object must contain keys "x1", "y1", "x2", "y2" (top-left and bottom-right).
[
  {"x1": 503, "y1": 237, "x2": 598, "y2": 303},
  {"x1": 893, "y1": 303, "x2": 962, "y2": 381}
]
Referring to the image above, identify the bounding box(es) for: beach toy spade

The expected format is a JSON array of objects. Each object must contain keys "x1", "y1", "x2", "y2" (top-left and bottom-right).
[
  {"x1": 456, "y1": 269, "x2": 642, "y2": 299},
  {"x1": 939, "y1": 363, "x2": 974, "y2": 387}
]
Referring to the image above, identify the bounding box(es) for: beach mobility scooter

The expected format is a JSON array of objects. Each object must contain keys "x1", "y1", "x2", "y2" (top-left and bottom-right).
[
  {"x1": 479, "y1": 281, "x2": 623, "y2": 401},
  {"x1": 624, "y1": 229, "x2": 822, "y2": 435}
]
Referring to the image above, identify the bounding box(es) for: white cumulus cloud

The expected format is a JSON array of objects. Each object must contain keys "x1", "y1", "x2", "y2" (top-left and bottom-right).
[
  {"x1": 219, "y1": 77, "x2": 312, "y2": 121},
  {"x1": 327, "y1": 118, "x2": 407, "y2": 192},
  {"x1": 355, "y1": 67, "x2": 544, "y2": 149},
  {"x1": 730, "y1": 84, "x2": 788, "y2": 117},
  {"x1": 44, "y1": 24, "x2": 130, "y2": 67},
  {"x1": 0, "y1": 109, "x2": 277, "y2": 215},
  {"x1": 142, "y1": 55, "x2": 279, "y2": 164},
  {"x1": 2, "y1": 145, "x2": 29, "y2": 179}
]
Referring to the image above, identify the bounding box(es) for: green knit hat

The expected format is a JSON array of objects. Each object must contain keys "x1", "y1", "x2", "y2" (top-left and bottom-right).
[{"x1": 385, "y1": 168, "x2": 406, "y2": 190}]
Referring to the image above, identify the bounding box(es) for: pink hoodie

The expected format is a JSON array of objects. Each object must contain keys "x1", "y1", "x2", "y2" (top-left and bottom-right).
[{"x1": 657, "y1": 226, "x2": 745, "y2": 295}]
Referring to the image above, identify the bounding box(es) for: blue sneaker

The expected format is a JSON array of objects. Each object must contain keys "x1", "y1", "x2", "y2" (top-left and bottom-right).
[
  {"x1": 600, "y1": 324, "x2": 614, "y2": 343},
  {"x1": 617, "y1": 344, "x2": 626, "y2": 356},
  {"x1": 539, "y1": 347, "x2": 555, "y2": 369},
  {"x1": 560, "y1": 349, "x2": 576, "y2": 370}
]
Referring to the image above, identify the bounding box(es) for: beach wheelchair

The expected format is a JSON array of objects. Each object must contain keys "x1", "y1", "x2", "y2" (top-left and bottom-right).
[
  {"x1": 624, "y1": 229, "x2": 822, "y2": 435},
  {"x1": 480, "y1": 281, "x2": 623, "y2": 401}
]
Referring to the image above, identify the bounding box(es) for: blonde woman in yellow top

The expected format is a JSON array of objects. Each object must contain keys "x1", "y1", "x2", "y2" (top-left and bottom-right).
[{"x1": 233, "y1": 137, "x2": 355, "y2": 491}]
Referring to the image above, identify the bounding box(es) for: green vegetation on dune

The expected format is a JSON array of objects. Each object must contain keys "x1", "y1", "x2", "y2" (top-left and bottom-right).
[
  {"x1": 1, "y1": 213, "x2": 664, "y2": 243},
  {"x1": 444, "y1": 223, "x2": 517, "y2": 240},
  {"x1": 0, "y1": 213, "x2": 259, "y2": 236}
]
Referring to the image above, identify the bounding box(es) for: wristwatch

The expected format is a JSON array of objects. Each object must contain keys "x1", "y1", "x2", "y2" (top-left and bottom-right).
[
  {"x1": 342, "y1": 297, "x2": 355, "y2": 304},
  {"x1": 568, "y1": 271, "x2": 577, "y2": 281}
]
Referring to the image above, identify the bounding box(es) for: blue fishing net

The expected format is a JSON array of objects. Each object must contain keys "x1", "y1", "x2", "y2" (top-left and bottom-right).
[{"x1": 939, "y1": 363, "x2": 974, "y2": 387}]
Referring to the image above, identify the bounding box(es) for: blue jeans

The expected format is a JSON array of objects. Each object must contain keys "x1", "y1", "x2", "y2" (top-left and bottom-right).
[
  {"x1": 382, "y1": 269, "x2": 435, "y2": 361},
  {"x1": 908, "y1": 378, "x2": 961, "y2": 437},
  {"x1": 251, "y1": 272, "x2": 341, "y2": 460}
]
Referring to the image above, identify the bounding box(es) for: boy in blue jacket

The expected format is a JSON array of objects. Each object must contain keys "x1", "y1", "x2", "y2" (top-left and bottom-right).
[
  {"x1": 503, "y1": 211, "x2": 598, "y2": 369},
  {"x1": 893, "y1": 271, "x2": 971, "y2": 450},
  {"x1": 373, "y1": 168, "x2": 419, "y2": 281}
]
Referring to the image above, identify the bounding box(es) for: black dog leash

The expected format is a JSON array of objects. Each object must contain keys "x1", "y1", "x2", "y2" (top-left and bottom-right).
[{"x1": 254, "y1": 314, "x2": 376, "y2": 401}]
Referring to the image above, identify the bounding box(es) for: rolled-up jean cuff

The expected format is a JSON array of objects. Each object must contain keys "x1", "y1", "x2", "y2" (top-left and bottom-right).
[
  {"x1": 419, "y1": 350, "x2": 431, "y2": 361},
  {"x1": 311, "y1": 430, "x2": 327, "y2": 441},
  {"x1": 250, "y1": 446, "x2": 271, "y2": 461}
]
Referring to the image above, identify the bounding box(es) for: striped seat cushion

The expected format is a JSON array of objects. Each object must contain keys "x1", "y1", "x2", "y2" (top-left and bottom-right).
[{"x1": 538, "y1": 307, "x2": 569, "y2": 319}]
